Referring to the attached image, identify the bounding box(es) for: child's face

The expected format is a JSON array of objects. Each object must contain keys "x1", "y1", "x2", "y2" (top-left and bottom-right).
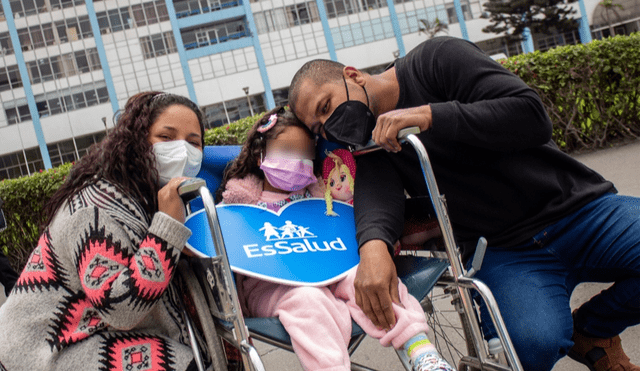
[
  {"x1": 329, "y1": 169, "x2": 352, "y2": 202},
  {"x1": 265, "y1": 125, "x2": 315, "y2": 160}
]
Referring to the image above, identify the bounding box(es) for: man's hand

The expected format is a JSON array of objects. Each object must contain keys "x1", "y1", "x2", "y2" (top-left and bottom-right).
[
  {"x1": 372, "y1": 105, "x2": 432, "y2": 152},
  {"x1": 354, "y1": 240, "x2": 400, "y2": 330}
]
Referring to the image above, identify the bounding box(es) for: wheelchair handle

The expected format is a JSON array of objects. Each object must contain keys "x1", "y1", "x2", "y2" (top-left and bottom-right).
[
  {"x1": 351, "y1": 126, "x2": 421, "y2": 156},
  {"x1": 178, "y1": 178, "x2": 207, "y2": 204}
]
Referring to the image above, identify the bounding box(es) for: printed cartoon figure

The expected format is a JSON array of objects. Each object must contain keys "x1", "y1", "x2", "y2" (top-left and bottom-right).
[
  {"x1": 279, "y1": 220, "x2": 298, "y2": 239},
  {"x1": 322, "y1": 149, "x2": 356, "y2": 216},
  {"x1": 296, "y1": 225, "x2": 314, "y2": 238},
  {"x1": 259, "y1": 222, "x2": 280, "y2": 241}
]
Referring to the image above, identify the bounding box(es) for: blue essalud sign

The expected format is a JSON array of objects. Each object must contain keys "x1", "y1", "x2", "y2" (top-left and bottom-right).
[{"x1": 185, "y1": 198, "x2": 360, "y2": 286}]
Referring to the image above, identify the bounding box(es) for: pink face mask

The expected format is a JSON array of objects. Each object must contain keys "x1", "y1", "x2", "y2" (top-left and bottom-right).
[{"x1": 260, "y1": 157, "x2": 316, "y2": 192}]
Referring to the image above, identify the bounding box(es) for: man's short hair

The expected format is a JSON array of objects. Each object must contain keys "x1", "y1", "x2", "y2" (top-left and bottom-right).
[{"x1": 289, "y1": 59, "x2": 345, "y2": 113}]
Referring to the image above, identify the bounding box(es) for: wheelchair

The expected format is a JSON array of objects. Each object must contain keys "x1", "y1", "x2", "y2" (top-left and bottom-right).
[{"x1": 176, "y1": 130, "x2": 524, "y2": 371}]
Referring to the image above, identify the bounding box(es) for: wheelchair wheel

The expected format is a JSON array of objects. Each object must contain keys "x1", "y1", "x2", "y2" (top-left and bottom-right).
[{"x1": 422, "y1": 281, "x2": 480, "y2": 371}]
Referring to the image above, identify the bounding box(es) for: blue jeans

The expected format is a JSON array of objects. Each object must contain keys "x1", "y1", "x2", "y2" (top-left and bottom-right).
[{"x1": 473, "y1": 193, "x2": 640, "y2": 371}]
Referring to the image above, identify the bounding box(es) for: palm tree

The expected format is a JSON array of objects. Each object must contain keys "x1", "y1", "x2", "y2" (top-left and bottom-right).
[
  {"x1": 598, "y1": 0, "x2": 624, "y2": 36},
  {"x1": 418, "y1": 18, "x2": 449, "y2": 39}
]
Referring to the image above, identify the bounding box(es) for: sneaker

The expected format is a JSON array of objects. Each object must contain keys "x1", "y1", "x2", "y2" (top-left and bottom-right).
[
  {"x1": 569, "y1": 331, "x2": 640, "y2": 371},
  {"x1": 412, "y1": 353, "x2": 456, "y2": 371}
]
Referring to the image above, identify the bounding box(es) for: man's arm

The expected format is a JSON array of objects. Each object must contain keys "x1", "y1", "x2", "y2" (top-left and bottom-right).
[
  {"x1": 353, "y1": 150, "x2": 406, "y2": 329},
  {"x1": 373, "y1": 37, "x2": 552, "y2": 152},
  {"x1": 426, "y1": 37, "x2": 552, "y2": 151}
]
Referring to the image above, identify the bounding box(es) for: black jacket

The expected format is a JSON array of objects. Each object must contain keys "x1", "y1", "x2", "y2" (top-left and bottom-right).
[{"x1": 354, "y1": 37, "x2": 615, "y2": 261}]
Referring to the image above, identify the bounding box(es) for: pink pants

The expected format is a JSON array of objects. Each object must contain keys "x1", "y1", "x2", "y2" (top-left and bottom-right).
[{"x1": 242, "y1": 266, "x2": 429, "y2": 371}]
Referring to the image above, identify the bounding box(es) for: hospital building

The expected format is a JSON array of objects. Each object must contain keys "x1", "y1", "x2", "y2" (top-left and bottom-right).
[{"x1": 0, "y1": 0, "x2": 638, "y2": 179}]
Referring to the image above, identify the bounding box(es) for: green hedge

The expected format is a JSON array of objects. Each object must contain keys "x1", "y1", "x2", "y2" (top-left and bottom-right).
[
  {"x1": 0, "y1": 164, "x2": 72, "y2": 271},
  {"x1": 499, "y1": 33, "x2": 640, "y2": 152},
  {"x1": 2, "y1": 35, "x2": 639, "y2": 272},
  {"x1": 204, "y1": 111, "x2": 265, "y2": 146}
]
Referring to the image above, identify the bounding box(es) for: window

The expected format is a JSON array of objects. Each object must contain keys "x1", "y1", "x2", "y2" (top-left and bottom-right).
[
  {"x1": 18, "y1": 28, "x2": 32, "y2": 51},
  {"x1": 23, "y1": 82, "x2": 109, "y2": 118},
  {"x1": 87, "y1": 48, "x2": 101, "y2": 71},
  {"x1": 27, "y1": 60, "x2": 41, "y2": 83},
  {"x1": 0, "y1": 65, "x2": 22, "y2": 92},
  {"x1": 3, "y1": 98, "x2": 30, "y2": 124},
  {"x1": 446, "y1": 1, "x2": 472, "y2": 24},
  {"x1": 36, "y1": 100, "x2": 49, "y2": 117},
  {"x1": 132, "y1": 4, "x2": 147, "y2": 26},
  {"x1": 72, "y1": 92, "x2": 87, "y2": 109},
  {"x1": 56, "y1": 17, "x2": 91, "y2": 43},
  {"x1": 5, "y1": 107, "x2": 19, "y2": 125},
  {"x1": 254, "y1": 8, "x2": 288, "y2": 34},
  {"x1": 140, "y1": 31, "x2": 177, "y2": 59},
  {"x1": 107, "y1": 8, "x2": 129, "y2": 32},
  {"x1": 324, "y1": 0, "x2": 355, "y2": 18},
  {"x1": 79, "y1": 16, "x2": 93, "y2": 38},
  {"x1": 99, "y1": 1, "x2": 166, "y2": 33},
  {"x1": 97, "y1": 87, "x2": 109, "y2": 103},
  {"x1": 8, "y1": 0, "x2": 80, "y2": 16},
  {"x1": 202, "y1": 94, "x2": 265, "y2": 128},
  {"x1": 9, "y1": 0, "x2": 23, "y2": 17},
  {"x1": 84, "y1": 89, "x2": 98, "y2": 106},
  {"x1": 48, "y1": 96, "x2": 63, "y2": 115},
  {"x1": 75, "y1": 50, "x2": 89, "y2": 74},
  {"x1": 143, "y1": 1, "x2": 160, "y2": 24},
  {"x1": 18, "y1": 105, "x2": 31, "y2": 122},
  {"x1": 22, "y1": 0, "x2": 37, "y2": 16},
  {"x1": 50, "y1": 0, "x2": 85, "y2": 10},
  {"x1": 25, "y1": 49, "x2": 101, "y2": 84},
  {"x1": 0, "y1": 132, "x2": 108, "y2": 180},
  {"x1": 285, "y1": 2, "x2": 319, "y2": 26},
  {"x1": 51, "y1": 56, "x2": 63, "y2": 79},
  {"x1": 181, "y1": 18, "x2": 249, "y2": 49},
  {"x1": 39, "y1": 58, "x2": 53, "y2": 82},
  {"x1": 0, "y1": 32, "x2": 13, "y2": 55}
]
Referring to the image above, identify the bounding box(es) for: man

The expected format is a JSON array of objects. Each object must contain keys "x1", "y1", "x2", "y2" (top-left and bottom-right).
[{"x1": 288, "y1": 36, "x2": 640, "y2": 371}]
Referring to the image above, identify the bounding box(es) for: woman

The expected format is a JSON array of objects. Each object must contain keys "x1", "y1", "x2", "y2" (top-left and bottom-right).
[{"x1": 0, "y1": 92, "x2": 207, "y2": 371}]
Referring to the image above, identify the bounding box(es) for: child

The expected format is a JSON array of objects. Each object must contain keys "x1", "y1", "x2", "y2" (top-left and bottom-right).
[{"x1": 218, "y1": 106, "x2": 455, "y2": 371}]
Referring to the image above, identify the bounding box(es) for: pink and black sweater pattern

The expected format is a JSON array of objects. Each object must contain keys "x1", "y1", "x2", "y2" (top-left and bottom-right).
[{"x1": 0, "y1": 180, "x2": 195, "y2": 371}]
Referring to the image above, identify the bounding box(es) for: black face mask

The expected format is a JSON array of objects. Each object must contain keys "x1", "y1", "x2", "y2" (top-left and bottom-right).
[{"x1": 323, "y1": 77, "x2": 377, "y2": 149}]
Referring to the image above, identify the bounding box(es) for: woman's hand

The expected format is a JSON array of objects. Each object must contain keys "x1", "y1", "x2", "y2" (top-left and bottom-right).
[
  {"x1": 158, "y1": 177, "x2": 190, "y2": 223},
  {"x1": 372, "y1": 105, "x2": 432, "y2": 152}
]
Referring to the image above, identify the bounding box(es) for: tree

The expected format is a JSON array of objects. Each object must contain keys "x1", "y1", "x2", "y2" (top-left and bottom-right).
[
  {"x1": 598, "y1": 0, "x2": 624, "y2": 36},
  {"x1": 419, "y1": 18, "x2": 449, "y2": 39},
  {"x1": 482, "y1": 0, "x2": 580, "y2": 41}
]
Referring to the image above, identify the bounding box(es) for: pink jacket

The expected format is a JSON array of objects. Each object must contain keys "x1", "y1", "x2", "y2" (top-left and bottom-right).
[
  {"x1": 220, "y1": 173, "x2": 325, "y2": 314},
  {"x1": 221, "y1": 174, "x2": 325, "y2": 205}
]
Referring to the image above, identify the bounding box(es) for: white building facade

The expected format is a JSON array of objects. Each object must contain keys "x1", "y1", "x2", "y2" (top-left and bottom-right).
[{"x1": 0, "y1": 0, "x2": 635, "y2": 179}]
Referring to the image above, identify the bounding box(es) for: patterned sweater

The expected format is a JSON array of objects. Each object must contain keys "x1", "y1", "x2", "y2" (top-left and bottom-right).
[{"x1": 0, "y1": 180, "x2": 195, "y2": 371}]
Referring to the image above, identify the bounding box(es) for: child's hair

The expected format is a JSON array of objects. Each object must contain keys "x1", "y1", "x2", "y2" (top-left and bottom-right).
[
  {"x1": 323, "y1": 149, "x2": 356, "y2": 216},
  {"x1": 216, "y1": 106, "x2": 314, "y2": 201}
]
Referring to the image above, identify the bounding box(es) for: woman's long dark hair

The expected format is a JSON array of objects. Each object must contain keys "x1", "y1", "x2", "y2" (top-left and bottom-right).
[
  {"x1": 215, "y1": 106, "x2": 314, "y2": 201},
  {"x1": 44, "y1": 91, "x2": 205, "y2": 226}
]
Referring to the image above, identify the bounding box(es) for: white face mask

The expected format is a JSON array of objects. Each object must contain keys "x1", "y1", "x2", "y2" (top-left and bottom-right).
[{"x1": 153, "y1": 140, "x2": 203, "y2": 186}]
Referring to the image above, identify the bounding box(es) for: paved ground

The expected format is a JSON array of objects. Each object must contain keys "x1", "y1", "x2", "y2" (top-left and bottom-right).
[{"x1": 0, "y1": 140, "x2": 638, "y2": 370}]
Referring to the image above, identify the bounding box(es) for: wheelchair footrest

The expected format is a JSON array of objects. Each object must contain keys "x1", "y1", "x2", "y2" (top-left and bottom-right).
[{"x1": 244, "y1": 256, "x2": 449, "y2": 347}]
